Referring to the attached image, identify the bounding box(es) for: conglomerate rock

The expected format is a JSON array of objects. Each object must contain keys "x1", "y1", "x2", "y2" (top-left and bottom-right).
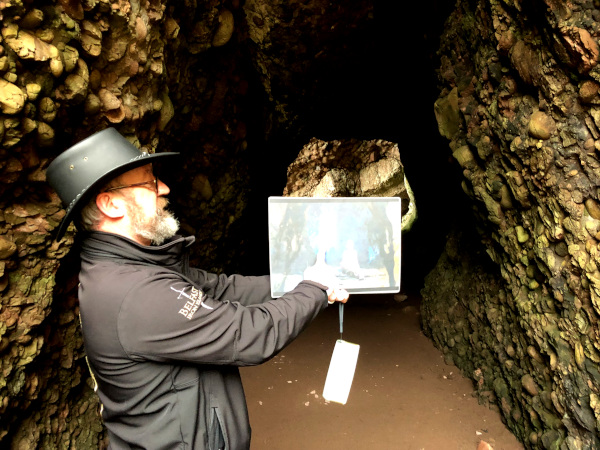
[
  {"x1": 283, "y1": 137, "x2": 417, "y2": 232},
  {"x1": 0, "y1": 1, "x2": 393, "y2": 448},
  {"x1": 243, "y1": 0, "x2": 374, "y2": 139},
  {"x1": 0, "y1": 0, "x2": 252, "y2": 447},
  {"x1": 424, "y1": 0, "x2": 600, "y2": 448}
]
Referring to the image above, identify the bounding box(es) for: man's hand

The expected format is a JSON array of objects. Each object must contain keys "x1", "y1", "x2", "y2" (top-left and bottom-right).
[{"x1": 326, "y1": 287, "x2": 349, "y2": 304}]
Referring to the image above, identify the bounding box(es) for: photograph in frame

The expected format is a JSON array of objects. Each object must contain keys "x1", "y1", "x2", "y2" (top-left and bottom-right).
[{"x1": 268, "y1": 197, "x2": 402, "y2": 297}]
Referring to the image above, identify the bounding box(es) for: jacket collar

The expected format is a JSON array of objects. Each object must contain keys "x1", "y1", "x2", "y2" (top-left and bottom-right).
[{"x1": 80, "y1": 231, "x2": 195, "y2": 269}]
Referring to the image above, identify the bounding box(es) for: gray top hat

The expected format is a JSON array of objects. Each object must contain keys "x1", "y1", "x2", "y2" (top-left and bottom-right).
[{"x1": 46, "y1": 127, "x2": 179, "y2": 240}]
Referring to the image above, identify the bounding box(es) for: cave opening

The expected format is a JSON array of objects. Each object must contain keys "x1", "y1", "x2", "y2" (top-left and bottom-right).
[{"x1": 232, "y1": 1, "x2": 466, "y2": 294}]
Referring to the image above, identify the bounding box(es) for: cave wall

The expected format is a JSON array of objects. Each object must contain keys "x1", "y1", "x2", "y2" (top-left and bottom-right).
[
  {"x1": 424, "y1": 0, "x2": 600, "y2": 448},
  {"x1": 0, "y1": 0, "x2": 259, "y2": 446},
  {"x1": 0, "y1": 1, "x2": 408, "y2": 447}
]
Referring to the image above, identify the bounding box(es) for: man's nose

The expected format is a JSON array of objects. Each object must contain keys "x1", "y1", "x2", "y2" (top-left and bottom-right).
[{"x1": 157, "y1": 178, "x2": 170, "y2": 196}]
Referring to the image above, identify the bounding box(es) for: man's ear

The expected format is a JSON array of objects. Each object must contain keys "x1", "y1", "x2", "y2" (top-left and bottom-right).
[{"x1": 96, "y1": 192, "x2": 126, "y2": 219}]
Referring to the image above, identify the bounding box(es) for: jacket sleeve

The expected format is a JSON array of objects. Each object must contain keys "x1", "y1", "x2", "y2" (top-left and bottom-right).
[
  {"x1": 117, "y1": 270, "x2": 329, "y2": 366},
  {"x1": 185, "y1": 268, "x2": 275, "y2": 306}
]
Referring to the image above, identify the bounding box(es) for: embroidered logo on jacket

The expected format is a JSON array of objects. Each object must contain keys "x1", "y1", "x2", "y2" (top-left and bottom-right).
[{"x1": 171, "y1": 285, "x2": 213, "y2": 319}]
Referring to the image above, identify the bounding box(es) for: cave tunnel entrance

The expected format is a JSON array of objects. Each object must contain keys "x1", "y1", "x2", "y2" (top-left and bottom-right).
[
  {"x1": 233, "y1": 6, "x2": 524, "y2": 447},
  {"x1": 236, "y1": 1, "x2": 467, "y2": 295}
]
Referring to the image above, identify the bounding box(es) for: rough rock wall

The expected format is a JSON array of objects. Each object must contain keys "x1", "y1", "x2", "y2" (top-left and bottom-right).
[
  {"x1": 0, "y1": 0, "x2": 251, "y2": 447},
  {"x1": 425, "y1": 0, "x2": 600, "y2": 448},
  {"x1": 0, "y1": 1, "x2": 392, "y2": 447},
  {"x1": 283, "y1": 137, "x2": 417, "y2": 231},
  {"x1": 243, "y1": 0, "x2": 374, "y2": 139}
]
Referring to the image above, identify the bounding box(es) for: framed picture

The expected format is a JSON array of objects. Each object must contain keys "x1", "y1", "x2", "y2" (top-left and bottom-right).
[{"x1": 268, "y1": 197, "x2": 402, "y2": 297}]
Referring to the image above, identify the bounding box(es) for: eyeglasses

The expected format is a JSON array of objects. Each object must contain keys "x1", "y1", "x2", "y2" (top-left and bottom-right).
[{"x1": 104, "y1": 175, "x2": 158, "y2": 193}]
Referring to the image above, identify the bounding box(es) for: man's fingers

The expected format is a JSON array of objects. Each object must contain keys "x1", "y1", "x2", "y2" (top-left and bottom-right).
[{"x1": 328, "y1": 288, "x2": 349, "y2": 303}]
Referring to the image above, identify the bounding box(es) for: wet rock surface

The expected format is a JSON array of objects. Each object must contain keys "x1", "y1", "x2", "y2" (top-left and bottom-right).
[
  {"x1": 8, "y1": 0, "x2": 600, "y2": 448},
  {"x1": 425, "y1": 0, "x2": 600, "y2": 448},
  {"x1": 0, "y1": 0, "x2": 254, "y2": 446},
  {"x1": 283, "y1": 137, "x2": 416, "y2": 231},
  {"x1": 0, "y1": 1, "x2": 409, "y2": 447}
]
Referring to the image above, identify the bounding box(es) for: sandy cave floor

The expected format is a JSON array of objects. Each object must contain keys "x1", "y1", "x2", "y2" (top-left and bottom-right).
[{"x1": 240, "y1": 293, "x2": 525, "y2": 450}]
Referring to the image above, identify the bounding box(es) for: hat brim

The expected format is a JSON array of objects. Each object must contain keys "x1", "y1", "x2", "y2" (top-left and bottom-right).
[{"x1": 54, "y1": 152, "x2": 179, "y2": 241}]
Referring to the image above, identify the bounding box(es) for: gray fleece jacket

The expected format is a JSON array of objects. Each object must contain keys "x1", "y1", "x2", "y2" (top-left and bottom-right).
[{"x1": 78, "y1": 231, "x2": 329, "y2": 449}]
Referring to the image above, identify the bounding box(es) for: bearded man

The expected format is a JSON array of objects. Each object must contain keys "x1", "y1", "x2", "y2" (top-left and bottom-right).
[{"x1": 46, "y1": 128, "x2": 348, "y2": 450}]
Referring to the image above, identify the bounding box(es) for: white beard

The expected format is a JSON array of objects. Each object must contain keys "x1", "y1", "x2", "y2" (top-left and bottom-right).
[{"x1": 128, "y1": 197, "x2": 180, "y2": 245}]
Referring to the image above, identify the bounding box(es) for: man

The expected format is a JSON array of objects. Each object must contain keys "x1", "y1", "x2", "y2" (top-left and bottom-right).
[{"x1": 46, "y1": 128, "x2": 348, "y2": 450}]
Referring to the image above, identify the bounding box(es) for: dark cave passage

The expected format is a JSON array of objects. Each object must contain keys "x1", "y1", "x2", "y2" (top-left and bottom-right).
[{"x1": 238, "y1": 1, "x2": 462, "y2": 294}]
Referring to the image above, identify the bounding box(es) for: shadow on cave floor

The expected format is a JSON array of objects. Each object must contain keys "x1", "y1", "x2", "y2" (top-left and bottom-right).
[{"x1": 241, "y1": 293, "x2": 524, "y2": 450}]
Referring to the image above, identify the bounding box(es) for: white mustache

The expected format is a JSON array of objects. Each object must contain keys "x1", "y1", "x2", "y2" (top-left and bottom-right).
[{"x1": 157, "y1": 197, "x2": 169, "y2": 211}]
